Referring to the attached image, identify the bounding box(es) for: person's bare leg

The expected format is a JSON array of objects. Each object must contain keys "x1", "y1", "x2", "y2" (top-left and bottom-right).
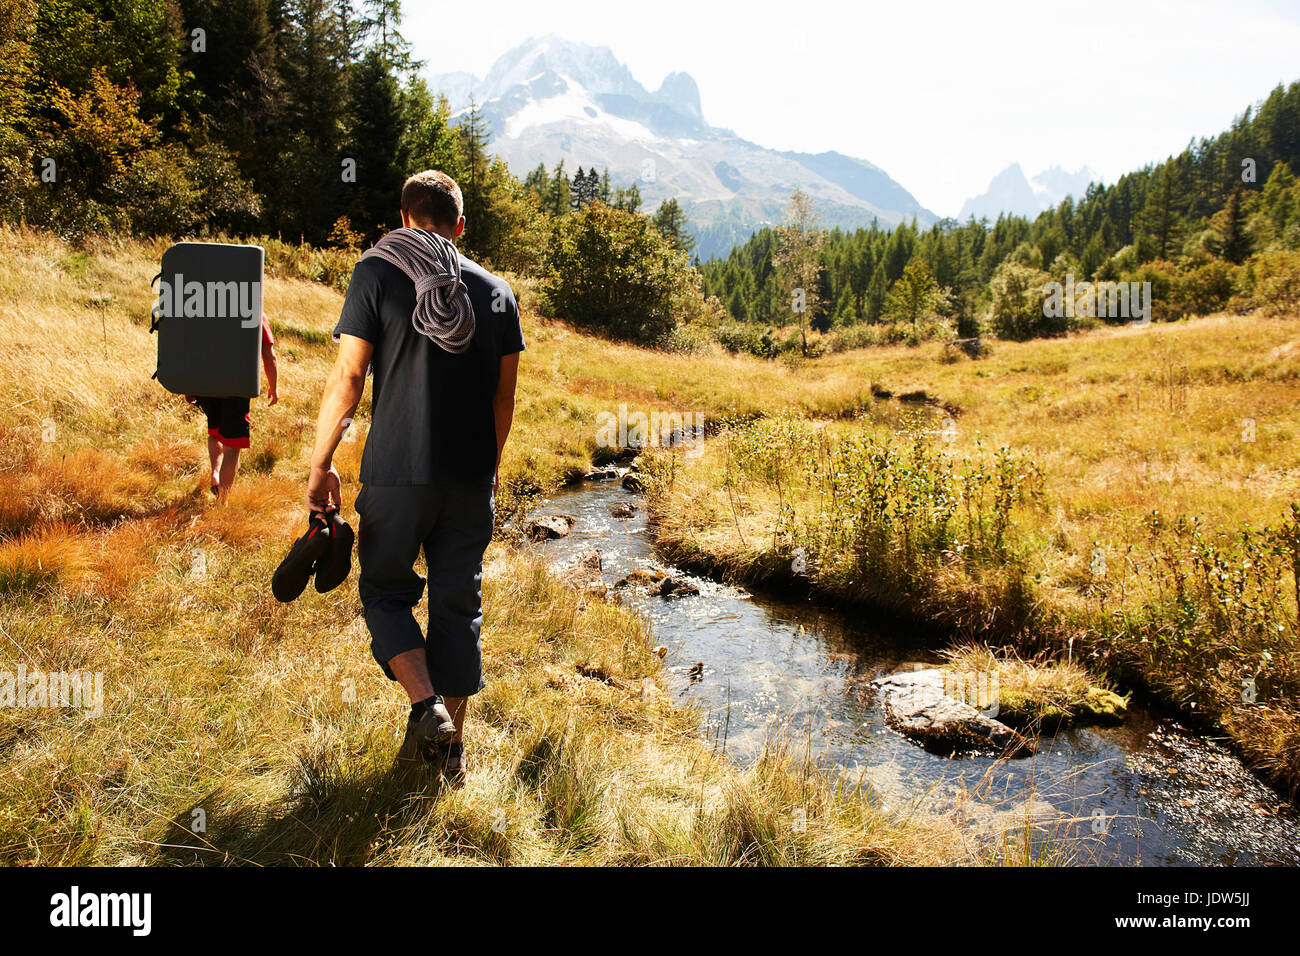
[
  {"x1": 388, "y1": 648, "x2": 436, "y2": 703},
  {"x1": 207, "y1": 435, "x2": 222, "y2": 487},
  {"x1": 217, "y1": 445, "x2": 240, "y2": 503},
  {"x1": 389, "y1": 649, "x2": 456, "y2": 766},
  {"x1": 443, "y1": 696, "x2": 467, "y2": 742}
]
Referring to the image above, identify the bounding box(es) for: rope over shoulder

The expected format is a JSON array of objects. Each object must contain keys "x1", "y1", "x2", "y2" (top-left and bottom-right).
[{"x1": 360, "y1": 228, "x2": 476, "y2": 354}]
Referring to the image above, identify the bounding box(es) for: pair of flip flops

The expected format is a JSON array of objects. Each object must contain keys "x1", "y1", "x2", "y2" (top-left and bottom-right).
[{"x1": 271, "y1": 507, "x2": 354, "y2": 602}]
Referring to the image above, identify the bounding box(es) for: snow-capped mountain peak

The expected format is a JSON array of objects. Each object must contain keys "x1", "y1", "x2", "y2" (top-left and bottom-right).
[
  {"x1": 479, "y1": 35, "x2": 644, "y2": 104},
  {"x1": 500, "y1": 73, "x2": 659, "y2": 145},
  {"x1": 428, "y1": 37, "x2": 935, "y2": 258}
]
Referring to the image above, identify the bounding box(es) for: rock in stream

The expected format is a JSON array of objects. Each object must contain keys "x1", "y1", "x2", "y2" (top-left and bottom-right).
[
  {"x1": 527, "y1": 514, "x2": 576, "y2": 541},
  {"x1": 872, "y1": 668, "x2": 1036, "y2": 758},
  {"x1": 564, "y1": 548, "x2": 607, "y2": 597}
]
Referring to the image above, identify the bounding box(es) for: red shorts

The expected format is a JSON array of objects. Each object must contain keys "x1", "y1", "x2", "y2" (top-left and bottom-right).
[{"x1": 195, "y1": 396, "x2": 251, "y2": 449}]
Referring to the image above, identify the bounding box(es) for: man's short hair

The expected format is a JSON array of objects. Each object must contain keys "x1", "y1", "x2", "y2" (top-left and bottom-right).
[{"x1": 401, "y1": 170, "x2": 463, "y2": 229}]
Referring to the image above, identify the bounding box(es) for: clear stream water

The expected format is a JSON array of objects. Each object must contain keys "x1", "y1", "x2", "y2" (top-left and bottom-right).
[{"x1": 530, "y1": 480, "x2": 1300, "y2": 867}]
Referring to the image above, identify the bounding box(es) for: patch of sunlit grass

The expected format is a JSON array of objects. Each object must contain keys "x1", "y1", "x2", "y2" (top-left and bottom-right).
[{"x1": 0, "y1": 527, "x2": 90, "y2": 597}]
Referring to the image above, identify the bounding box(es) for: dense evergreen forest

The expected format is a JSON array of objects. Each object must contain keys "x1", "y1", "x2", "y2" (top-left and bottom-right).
[{"x1": 702, "y1": 80, "x2": 1300, "y2": 345}]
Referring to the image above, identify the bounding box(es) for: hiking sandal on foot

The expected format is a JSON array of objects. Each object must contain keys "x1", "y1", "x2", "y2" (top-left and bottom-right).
[{"x1": 394, "y1": 699, "x2": 457, "y2": 766}]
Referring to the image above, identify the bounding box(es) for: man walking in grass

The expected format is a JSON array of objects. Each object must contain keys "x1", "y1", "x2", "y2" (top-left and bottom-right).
[{"x1": 306, "y1": 170, "x2": 523, "y2": 783}]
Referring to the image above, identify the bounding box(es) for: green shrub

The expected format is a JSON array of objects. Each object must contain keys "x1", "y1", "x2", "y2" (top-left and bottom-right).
[
  {"x1": 715, "y1": 321, "x2": 777, "y2": 358},
  {"x1": 955, "y1": 310, "x2": 982, "y2": 340},
  {"x1": 260, "y1": 237, "x2": 358, "y2": 292},
  {"x1": 663, "y1": 322, "x2": 715, "y2": 355},
  {"x1": 1167, "y1": 259, "x2": 1237, "y2": 318},
  {"x1": 1123, "y1": 260, "x2": 1175, "y2": 316},
  {"x1": 1096, "y1": 244, "x2": 1138, "y2": 282},
  {"x1": 825, "y1": 324, "x2": 891, "y2": 352},
  {"x1": 1248, "y1": 250, "x2": 1300, "y2": 316},
  {"x1": 988, "y1": 260, "x2": 1066, "y2": 340},
  {"x1": 542, "y1": 203, "x2": 692, "y2": 345}
]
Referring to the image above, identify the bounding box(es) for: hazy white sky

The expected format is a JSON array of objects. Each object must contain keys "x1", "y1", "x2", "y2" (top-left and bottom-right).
[{"x1": 403, "y1": 0, "x2": 1300, "y2": 217}]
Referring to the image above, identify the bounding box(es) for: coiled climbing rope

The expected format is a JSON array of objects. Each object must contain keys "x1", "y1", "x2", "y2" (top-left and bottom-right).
[{"x1": 360, "y1": 227, "x2": 476, "y2": 354}]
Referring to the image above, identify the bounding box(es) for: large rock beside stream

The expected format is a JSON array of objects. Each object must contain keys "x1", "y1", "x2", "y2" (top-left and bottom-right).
[
  {"x1": 872, "y1": 668, "x2": 1035, "y2": 758},
  {"x1": 528, "y1": 514, "x2": 576, "y2": 541}
]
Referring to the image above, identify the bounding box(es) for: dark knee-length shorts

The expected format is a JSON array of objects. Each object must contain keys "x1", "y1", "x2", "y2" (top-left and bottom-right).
[
  {"x1": 355, "y1": 482, "x2": 495, "y2": 697},
  {"x1": 195, "y1": 396, "x2": 251, "y2": 448}
]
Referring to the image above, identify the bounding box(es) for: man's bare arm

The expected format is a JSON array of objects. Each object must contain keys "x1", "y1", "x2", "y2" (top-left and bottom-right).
[
  {"x1": 307, "y1": 334, "x2": 373, "y2": 510},
  {"x1": 493, "y1": 352, "x2": 520, "y2": 494}
]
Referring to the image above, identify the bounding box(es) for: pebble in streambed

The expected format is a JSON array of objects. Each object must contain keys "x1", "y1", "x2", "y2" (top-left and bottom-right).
[{"x1": 1125, "y1": 723, "x2": 1300, "y2": 866}]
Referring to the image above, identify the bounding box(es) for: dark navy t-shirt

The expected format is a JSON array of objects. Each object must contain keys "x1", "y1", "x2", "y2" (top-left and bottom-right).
[{"x1": 332, "y1": 245, "x2": 525, "y2": 486}]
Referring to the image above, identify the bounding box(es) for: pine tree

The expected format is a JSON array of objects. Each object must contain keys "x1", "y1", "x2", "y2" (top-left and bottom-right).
[
  {"x1": 865, "y1": 263, "x2": 887, "y2": 324},
  {"x1": 345, "y1": 46, "x2": 406, "y2": 240},
  {"x1": 613, "y1": 181, "x2": 641, "y2": 213},
  {"x1": 834, "y1": 286, "x2": 855, "y2": 325},
  {"x1": 884, "y1": 225, "x2": 911, "y2": 281},
  {"x1": 269, "y1": 0, "x2": 355, "y2": 241},
  {"x1": 1217, "y1": 185, "x2": 1251, "y2": 263},
  {"x1": 1079, "y1": 233, "x2": 1106, "y2": 278},
  {"x1": 357, "y1": 0, "x2": 419, "y2": 73},
  {"x1": 651, "y1": 197, "x2": 695, "y2": 254},
  {"x1": 570, "y1": 166, "x2": 586, "y2": 210},
  {"x1": 1257, "y1": 161, "x2": 1299, "y2": 248},
  {"x1": 178, "y1": 0, "x2": 276, "y2": 133},
  {"x1": 1137, "y1": 162, "x2": 1187, "y2": 260},
  {"x1": 546, "y1": 160, "x2": 570, "y2": 217},
  {"x1": 570, "y1": 165, "x2": 600, "y2": 209},
  {"x1": 456, "y1": 102, "x2": 502, "y2": 258},
  {"x1": 726, "y1": 285, "x2": 747, "y2": 321},
  {"x1": 524, "y1": 161, "x2": 548, "y2": 198}
]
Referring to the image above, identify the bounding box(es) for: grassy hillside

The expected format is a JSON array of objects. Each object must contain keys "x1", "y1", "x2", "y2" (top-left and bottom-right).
[{"x1": 0, "y1": 227, "x2": 987, "y2": 866}]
